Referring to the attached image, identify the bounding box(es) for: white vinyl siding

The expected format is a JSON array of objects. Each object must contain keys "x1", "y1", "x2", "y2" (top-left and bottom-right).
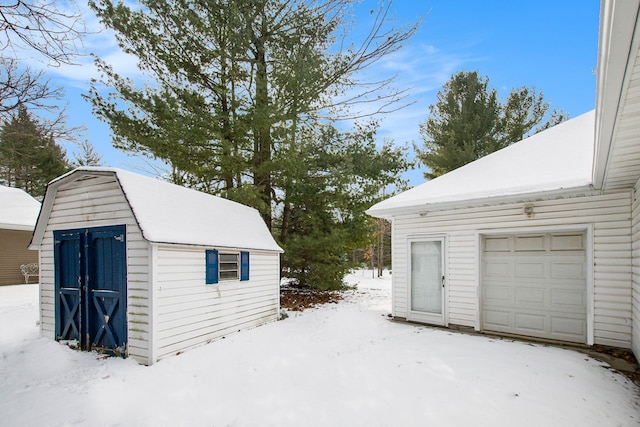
[
  {"x1": 632, "y1": 179, "x2": 640, "y2": 358},
  {"x1": 391, "y1": 190, "x2": 633, "y2": 348},
  {"x1": 37, "y1": 175, "x2": 151, "y2": 364},
  {"x1": 152, "y1": 246, "x2": 279, "y2": 361}
]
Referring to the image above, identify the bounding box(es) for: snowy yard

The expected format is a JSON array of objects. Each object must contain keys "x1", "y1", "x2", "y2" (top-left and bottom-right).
[{"x1": 1, "y1": 271, "x2": 639, "y2": 427}]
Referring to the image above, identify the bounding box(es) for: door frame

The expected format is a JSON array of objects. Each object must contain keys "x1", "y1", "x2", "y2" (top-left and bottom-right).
[{"x1": 406, "y1": 235, "x2": 447, "y2": 326}]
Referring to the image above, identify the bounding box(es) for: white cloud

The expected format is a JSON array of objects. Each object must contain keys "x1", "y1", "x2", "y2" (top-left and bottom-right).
[{"x1": 34, "y1": 1, "x2": 145, "y2": 89}]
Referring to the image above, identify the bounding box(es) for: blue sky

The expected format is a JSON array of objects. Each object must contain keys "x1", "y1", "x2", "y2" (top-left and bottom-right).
[{"x1": 49, "y1": 0, "x2": 600, "y2": 186}]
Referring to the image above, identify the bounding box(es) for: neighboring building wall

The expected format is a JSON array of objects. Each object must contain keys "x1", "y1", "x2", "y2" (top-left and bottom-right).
[
  {"x1": 632, "y1": 179, "x2": 640, "y2": 359},
  {"x1": 391, "y1": 191, "x2": 633, "y2": 348},
  {"x1": 152, "y1": 246, "x2": 280, "y2": 361},
  {"x1": 38, "y1": 175, "x2": 151, "y2": 364},
  {"x1": 0, "y1": 229, "x2": 38, "y2": 285}
]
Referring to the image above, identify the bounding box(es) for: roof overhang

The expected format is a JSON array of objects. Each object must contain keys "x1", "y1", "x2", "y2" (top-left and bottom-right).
[
  {"x1": 593, "y1": 0, "x2": 640, "y2": 189},
  {"x1": 0, "y1": 223, "x2": 35, "y2": 232},
  {"x1": 366, "y1": 185, "x2": 598, "y2": 220}
]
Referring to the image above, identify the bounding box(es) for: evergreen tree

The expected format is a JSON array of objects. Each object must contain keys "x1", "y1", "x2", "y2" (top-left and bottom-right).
[
  {"x1": 0, "y1": 106, "x2": 69, "y2": 197},
  {"x1": 416, "y1": 71, "x2": 567, "y2": 179},
  {"x1": 86, "y1": 0, "x2": 417, "y2": 221},
  {"x1": 86, "y1": 0, "x2": 417, "y2": 290},
  {"x1": 502, "y1": 86, "x2": 567, "y2": 144},
  {"x1": 72, "y1": 140, "x2": 104, "y2": 167},
  {"x1": 417, "y1": 71, "x2": 501, "y2": 179},
  {"x1": 275, "y1": 121, "x2": 409, "y2": 289}
]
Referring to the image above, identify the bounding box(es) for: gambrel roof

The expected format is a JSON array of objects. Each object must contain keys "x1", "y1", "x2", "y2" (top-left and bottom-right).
[{"x1": 31, "y1": 167, "x2": 283, "y2": 252}]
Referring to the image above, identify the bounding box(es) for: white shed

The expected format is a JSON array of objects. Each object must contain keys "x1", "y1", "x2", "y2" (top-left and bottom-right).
[
  {"x1": 368, "y1": 0, "x2": 640, "y2": 361},
  {"x1": 30, "y1": 167, "x2": 282, "y2": 365}
]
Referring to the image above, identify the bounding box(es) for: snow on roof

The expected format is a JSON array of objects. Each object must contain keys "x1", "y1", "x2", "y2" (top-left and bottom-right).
[
  {"x1": 368, "y1": 110, "x2": 596, "y2": 217},
  {"x1": 36, "y1": 167, "x2": 282, "y2": 252},
  {"x1": 0, "y1": 185, "x2": 40, "y2": 231}
]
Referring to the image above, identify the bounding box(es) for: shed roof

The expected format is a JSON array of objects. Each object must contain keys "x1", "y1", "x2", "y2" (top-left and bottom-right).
[
  {"x1": 0, "y1": 185, "x2": 41, "y2": 231},
  {"x1": 31, "y1": 167, "x2": 283, "y2": 252},
  {"x1": 367, "y1": 110, "x2": 596, "y2": 218}
]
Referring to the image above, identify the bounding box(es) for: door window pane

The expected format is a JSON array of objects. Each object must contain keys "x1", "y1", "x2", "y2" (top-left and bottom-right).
[{"x1": 411, "y1": 241, "x2": 442, "y2": 314}]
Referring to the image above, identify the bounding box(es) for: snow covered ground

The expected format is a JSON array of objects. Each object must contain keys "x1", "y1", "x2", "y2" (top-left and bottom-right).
[{"x1": 1, "y1": 271, "x2": 639, "y2": 426}]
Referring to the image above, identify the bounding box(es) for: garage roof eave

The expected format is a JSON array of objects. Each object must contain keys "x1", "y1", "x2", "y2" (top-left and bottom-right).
[{"x1": 366, "y1": 185, "x2": 598, "y2": 219}]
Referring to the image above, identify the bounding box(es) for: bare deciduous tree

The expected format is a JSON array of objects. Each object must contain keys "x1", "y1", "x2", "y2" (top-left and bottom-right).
[
  {"x1": 0, "y1": 0, "x2": 84, "y2": 66},
  {"x1": 0, "y1": 1, "x2": 86, "y2": 141}
]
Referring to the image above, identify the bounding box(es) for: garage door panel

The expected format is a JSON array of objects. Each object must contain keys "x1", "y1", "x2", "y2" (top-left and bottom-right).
[
  {"x1": 515, "y1": 235, "x2": 545, "y2": 251},
  {"x1": 481, "y1": 232, "x2": 587, "y2": 344},
  {"x1": 551, "y1": 234, "x2": 585, "y2": 251},
  {"x1": 551, "y1": 316, "x2": 586, "y2": 338},
  {"x1": 483, "y1": 309, "x2": 511, "y2": 329},
  {"x1": 550, "y1": 289, "x2": 585, "y2": 308},
  {"x1": 484, "y1": 237, "x2": 510, "y2": 252},
  {"x1": 483, "y1": 260, "x2": 510, "y2": 277},
  {"x1": 484, "y1": 309, "x2": 586, "y2": 342},
  {"x1": 515, "y1": 287, "x2": 546, "y2": 305},
  {"x1": 514, "y1": 261, "x2": 546, "y2": 278},
  {"x1": 484, "y1": 285, "x2": 512, "y2": 303},
  {"x1": 551, "y1": 261, "x2": 585, "y2": 279},
  {"x1": 514, "y1": 312, "x2": 546, "y2": 333}
]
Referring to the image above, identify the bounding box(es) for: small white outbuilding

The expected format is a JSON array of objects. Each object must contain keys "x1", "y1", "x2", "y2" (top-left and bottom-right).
[{"x1": 30, "y1": 167, "x2": 282, "y2": 365}]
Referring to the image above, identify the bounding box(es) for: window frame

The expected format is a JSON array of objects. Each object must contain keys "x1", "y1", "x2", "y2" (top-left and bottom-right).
[
  {"x1": 205, "y1": 249, "x2": 250, "y2": 284},
  {"x1": 219, "y1": 252, "x2": 240, "y2": 281}
]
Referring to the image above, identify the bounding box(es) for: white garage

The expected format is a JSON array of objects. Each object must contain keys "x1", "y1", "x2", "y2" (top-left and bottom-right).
[
  {"x1": 481, "y1": 232, "x2": 588, "y2": 343},
  {"x1": 368, "y1": 0, "x2": 640, "y2": 358},
  {"x1": 367, "y1": 111, "x2": 635, "y2": 350}
]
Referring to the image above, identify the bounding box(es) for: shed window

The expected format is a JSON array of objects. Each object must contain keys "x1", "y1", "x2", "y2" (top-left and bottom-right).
[
  {"x1": 219, "y1": 253, "x2": 239, "y2": 280},
  {"x1": 206, "y1": 250, "x2": 250, "y2": 284}
]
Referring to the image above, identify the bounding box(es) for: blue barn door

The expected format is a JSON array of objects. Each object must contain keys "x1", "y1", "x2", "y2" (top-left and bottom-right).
[
  {"x1": 87, "y1": 226, "x2": 127, "y2": 354},
  {"x1": 54, "y1": 230, "x2": 83, "y2": 343},
  {"x1": 54, "y1": 225, "x2": 127, "y2": 355}
]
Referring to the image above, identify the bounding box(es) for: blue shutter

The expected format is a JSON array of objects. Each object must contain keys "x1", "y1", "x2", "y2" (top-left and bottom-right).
[
  {"x1": 206, "y1": 250, "x2": 219, "y2": 284},
  {"x1": 240, "y1": 251, "x2": 249, "y2": 281}
]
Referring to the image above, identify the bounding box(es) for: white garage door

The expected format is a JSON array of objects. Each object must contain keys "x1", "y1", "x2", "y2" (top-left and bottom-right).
[{"x1": 481, "y1": 232, "x2": 587, "y2": 343}]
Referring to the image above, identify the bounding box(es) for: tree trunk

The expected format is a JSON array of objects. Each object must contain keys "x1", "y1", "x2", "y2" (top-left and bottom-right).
[{"x1": 252, "y1": 18, "x2": 272, "y2": 229}]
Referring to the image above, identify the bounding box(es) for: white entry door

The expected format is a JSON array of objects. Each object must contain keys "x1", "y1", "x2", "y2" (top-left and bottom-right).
[{"x1": 408, "y1": 238, "x2": 445, "y2": 325}]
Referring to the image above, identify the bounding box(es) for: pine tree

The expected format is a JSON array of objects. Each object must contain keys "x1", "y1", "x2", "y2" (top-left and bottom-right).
[
  {"x1": 72, "y1": 140, "x2": 104, "y2": 167},
  {"x1": 416, "y1": 71, "x2": 567, "y2": 179},
  {"x1": 0, "y1": 106, "x2": 69, "y2": 197},
  {"x1": 275, "y1": 121, "x2": 409, "y2": 289},
  {"x1": 86, "y1": 0, "x2": 417, "y2": 290},
  {"x1": 502, "y1": 86, "x2": 567, "y2": 144},
  {"x1": 417, "y1": 71, "x2": 501, "y2": 179},
  {"x1": 87, "y1": 0, "x2": 417, "y2": 216}
]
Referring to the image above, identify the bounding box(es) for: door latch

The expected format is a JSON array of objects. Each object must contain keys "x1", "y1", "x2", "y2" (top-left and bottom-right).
[{"x1": 442, "y1": 275, "x2": 445, "y2": 288}]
